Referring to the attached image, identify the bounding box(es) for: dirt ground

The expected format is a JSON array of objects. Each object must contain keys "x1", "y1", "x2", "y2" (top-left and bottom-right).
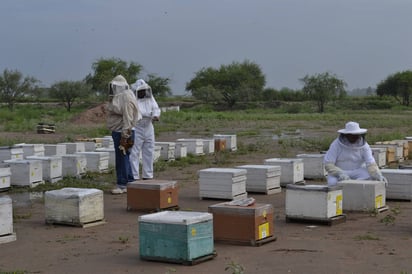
[{"x1": 1, "y1": 107, "x2": 412, "y2": 274}]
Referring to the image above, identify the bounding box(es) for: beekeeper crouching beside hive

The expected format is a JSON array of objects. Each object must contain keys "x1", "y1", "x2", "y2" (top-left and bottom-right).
[{"x1": 324, "y1": 121, "x2": 388, "y2": 186}]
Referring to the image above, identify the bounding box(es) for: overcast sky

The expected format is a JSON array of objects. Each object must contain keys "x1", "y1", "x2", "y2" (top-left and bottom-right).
[{"x1": 1, "y1": 0, "x2": 411, "y2": 95}]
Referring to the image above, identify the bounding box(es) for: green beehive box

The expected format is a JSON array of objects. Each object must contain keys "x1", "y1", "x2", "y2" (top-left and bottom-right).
[{"x1": 138, "y1": 211, "x2": 214, "y2": 263}]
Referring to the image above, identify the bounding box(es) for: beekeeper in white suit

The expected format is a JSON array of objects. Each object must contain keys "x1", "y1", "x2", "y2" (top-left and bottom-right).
[
  {"x1": 324, "y1": 121, "x2": 388, "y2": 186},
  {"x1": 130, "y1": 79, "x2": 161, "y2": 180}
]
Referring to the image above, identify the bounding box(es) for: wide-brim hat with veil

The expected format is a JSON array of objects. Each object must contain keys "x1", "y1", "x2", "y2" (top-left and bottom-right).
[{"x1": 337, "y1": 121, "x2": 367, "y2": 135}]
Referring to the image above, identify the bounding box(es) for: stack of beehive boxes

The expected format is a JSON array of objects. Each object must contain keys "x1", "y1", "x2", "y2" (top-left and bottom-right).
[
  {"x1": 198, "y1": 168, "x2": 247, "y2": 200},
  {"x1": 264, "y1": 158, "x2": 304, "y2": 186},
  {"x1": 235, "y1": 164, "x2": 281, "y2": 194}
]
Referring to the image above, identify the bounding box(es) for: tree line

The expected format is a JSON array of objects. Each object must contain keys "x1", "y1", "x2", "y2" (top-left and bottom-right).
[{"x1": 0, "y1": 57, "x2": 411, "y2": 112}]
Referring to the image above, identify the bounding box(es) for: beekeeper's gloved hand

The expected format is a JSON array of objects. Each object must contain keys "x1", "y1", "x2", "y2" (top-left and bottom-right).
[
  {"x1": 367, "y1": 163, "x2": 388, "y2": 186},
  {"x1": 337, "y1": 173, "x2": 350, "y2": 181},
  {"x1": 325, "y1": 162, "x2": 350, "y2": 181}
]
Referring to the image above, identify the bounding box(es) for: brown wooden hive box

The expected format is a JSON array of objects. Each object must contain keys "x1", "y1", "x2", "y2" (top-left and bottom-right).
[
  {"x1": 127, "y1": 180, "x2": 178, "y2": 211},
  {"x1": 208, "y1": 202, "x2": 274, "y2": 245}
]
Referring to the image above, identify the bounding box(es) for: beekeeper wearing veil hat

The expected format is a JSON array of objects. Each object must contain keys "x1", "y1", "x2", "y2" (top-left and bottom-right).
[
  {"x1": 324, "y1": 121, "x2": 388, "y2": 186},
  {"x1": 130, "y1": 79, "x2": 161, "y2": 180},
  {"x1": 106, "y1": 75, "x2": 140, "y2": 194}
]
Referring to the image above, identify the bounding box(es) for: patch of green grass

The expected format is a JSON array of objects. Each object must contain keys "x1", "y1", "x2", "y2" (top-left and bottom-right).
[
  {"x1": 118, "y1": 236, "x2": 129, "y2": 244},
  {"x1": 225, "y1": 261, "x2": 245, "y2": 274},
  {"x1": 354, "y1": 233, "x2": 380, "y2": 241}
]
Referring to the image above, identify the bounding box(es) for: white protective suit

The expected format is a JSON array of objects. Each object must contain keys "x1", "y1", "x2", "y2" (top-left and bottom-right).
[
  {"x1": 129, "y1": 79, "x2": 161, "y2": 180},
  {"x1": 324, "y1": 125, "x2": 386, "y2": 186}
]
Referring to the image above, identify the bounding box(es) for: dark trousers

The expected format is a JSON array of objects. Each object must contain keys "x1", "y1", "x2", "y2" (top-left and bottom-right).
[{"x1": 112, "y1": 131, "x2": 135, "y2": 187}]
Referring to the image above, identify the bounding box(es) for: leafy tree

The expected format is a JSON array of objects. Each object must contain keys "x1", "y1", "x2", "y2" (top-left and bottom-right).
[
  {"x1": 0, "y1": 69, "x2": 38, "y2": 111},
  {"x1": 186, "y1": 60, "x2": 266, "y2": 108},
  {"x1": 376, "y1": 70, "x2": 412, "y2": 106},
  {"x1": 300, "y1": 72, "x2": 346, "y2": 113},
  {"x1": 146, "y1": 73, "x2": 172, "y2": 97},
  {"x1": 84, "y1": 57, "x2": 143, "y2": 98},
  {"x1": 49, "y1": 80, "x2": 91, "y2": 112}
]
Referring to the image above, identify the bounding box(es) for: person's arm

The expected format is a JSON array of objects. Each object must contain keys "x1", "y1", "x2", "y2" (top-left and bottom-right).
[{"x1": 151, "y1": 97, "x2": 161, "y2": 121}]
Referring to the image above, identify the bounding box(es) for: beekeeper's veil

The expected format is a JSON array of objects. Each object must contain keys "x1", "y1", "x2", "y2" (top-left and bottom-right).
[
  {"x1": 131, "y1": 79, "x2": 152, "y2": 98},
  {"x1": 109, "y1": 75, "x2": 129, "y2": 97}
]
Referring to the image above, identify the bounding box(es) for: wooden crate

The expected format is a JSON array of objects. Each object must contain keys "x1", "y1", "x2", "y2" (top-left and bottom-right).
[
  {"x1": 127, "y1": 180, "x2": 178, "y2": 211},
  {"x1": 208, "y1": 202, "x2": 275, "y2": 246}
]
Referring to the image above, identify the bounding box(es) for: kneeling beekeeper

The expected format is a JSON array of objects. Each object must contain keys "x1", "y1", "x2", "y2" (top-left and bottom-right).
[{"x1": 323, "y1": 121, "x2": 388, "y2": 186}]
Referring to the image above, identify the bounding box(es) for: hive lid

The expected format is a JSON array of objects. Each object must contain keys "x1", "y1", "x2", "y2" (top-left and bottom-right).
[
  {"x1": 138, "y1": 211, "x2": 212, "y2": 224},
  {"x1": 235, "y1": 165, "x2": 281, "y2": 172},
  {"x1": 46, "y1": 187, "x2": 102, "y2": 198},
  {"x1": 381, "y1": 168, "x2": 412, "y2": 175},
  {"x1": 208, "y1": 201, "x2": 273, "y2": 216},
  {"x1": 286, "y1": 184, "x2": 342, "y2": 192},
  {"x1": 129, "y1": 180, "x2": 177, "y2": 190},
  {"x1": 296, "y1": 154, "x2": 324, "y2": 158},
  {"x1": 264, "y1": 158, "x2": 303, "y2": 163},
  {"x1": 198, "y1": 168, "x2": 247, "y2": 176}
]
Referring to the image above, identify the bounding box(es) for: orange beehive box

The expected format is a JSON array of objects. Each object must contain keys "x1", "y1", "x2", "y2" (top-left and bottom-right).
[
  {"x1": 208, "y1": 202, "x2": 275, "y2": 246},
  {"x1": 127, "y1": 180, "x2": 178, "y2": 211},
  {"x1": 214, "y1": 139, "x2": 226, "y2": 152}
]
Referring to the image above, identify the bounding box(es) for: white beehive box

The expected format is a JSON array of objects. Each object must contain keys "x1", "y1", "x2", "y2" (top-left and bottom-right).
[
  {"x1": 371, "y1": 147, "x2": 387, "y2": 168},
  {"x1": 26, "y1": 156, "x2": 63, "y2": 183},
  {"x1": 202, "y1": 139, "x2": 215, "y2": 154},
  {"x1": 198, "y1": 168, "x2": 247, "y2": 200},
  {"x1": 101, "y1": 136, "x2": 114, "y2": 148},
  {"x1": 44, "y1": 144, "x2": 67, "y2": 156},
  {"x1": 176, "y1": 138, "x2": 204, "y2": 155},
  {"x1": 45, "y1": 188, "x2": 104, "y2": 226},
  {"x1": 285, "y1": 184, "x2": 343, "y2": 219},
  {"x1": 264, "y1": 158, "x2": 304, "y2": 186},
  {"x1": 0, "y1": 196, "x2": 14, "y2": 237},
  {"x1": 4, "y1": 159, "x2": 43, "y2": 187},
  {"x1": 174, "y1": 143, "x2": 187, "y2": 159},
  {"x1": 0, "y1": 146, "x2": 24, "y2": 162},
  {"x1": 155, "y1": 142, "x2": 175, "y2": 161},
  {"x1": 0, "y1": 165, "x2": 11, "y2": 191},
  {"x1": 76, "y1": 151, "x2": 109, "y2": 173},
  {"x1": 296, "y1": 153, "x2": 326, "y2": 179},
  {"x1": 153, "y1": 145, "x2": 161, "y2": 162},
  {"x1": 381, "y1": 169, "x2": 412, "y2": 200},
  {"x1": 95, "y1": 147, "x2": 115, "y2": 167},
  {"x1": 82, "y1": 141, "x2": 101, "y2": 152},
  {"x1": 58, "y1": 142, "x2": 86, "y2": 154},
  {"x1": 337, "y1": 180, "x2": 386, "y2": 211},
  {"x1": 14, "y1": 143, "x2": 45, "y2": 157},
  {"x1": 213, "y1": 134, "x2": 237, "y2": 151},
  {"x1": 61, "y1": 154, "x2": 87, "y2": 178},
  {"x1": 235, "y1": 164, "x2": 281, "y2": 194}
]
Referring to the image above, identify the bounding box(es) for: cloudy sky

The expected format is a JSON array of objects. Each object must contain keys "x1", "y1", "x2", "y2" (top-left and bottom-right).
[{"x1": 1, "y1": 0, "x2": 411, "y2": 95}]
